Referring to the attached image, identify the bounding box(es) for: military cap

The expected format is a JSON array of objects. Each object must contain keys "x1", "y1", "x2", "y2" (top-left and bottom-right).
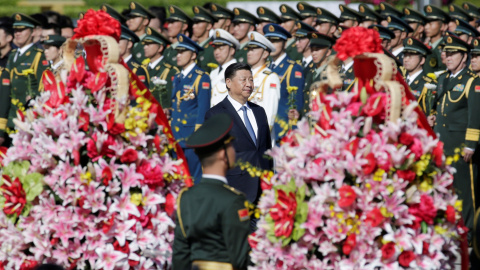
[
  {"x1": 358, "y1": 4, "x2": 382, "y2": 23},
  {"x1": 101, "y1": 4, "x2": 127, "y2": 24},
  {"x1": 387, "y1": 15, "x2": 413, "y2": 33},
  {"x1": 186, "y1": 113, "x2": 234, "y2": 151},
  {"x1": 279, "y1": 4, "x2": 302, "y2": 21},
  {"x1": 455, "y1": 18, "x2": 480, "y2": 37},
  {"x1": 12, "y1": 13, "x2": 40, "y2": 29},
  {"x1": 379, "y1": 2, "x2": 402, "y2": 18},
  {"x1": 168, "y1": 5, "x2": 192, "y2": 24},
  {"x1": 256, "y1": 7, "x2": 283, "y2": 24},
  {"x1": 462, "y1": 2, "x2": 480, "y2": 19},
  {"x1": 337, "y1": 25, "x2": 349, "y2": 35},
  {"x1": 443, "y1": 34, "x2": 471, "y2": 52},
  {"x1": 339, "y1": 4, "x2": 363, "y2": 22},
  {"x1": 41, "y1": 35, "x2": 66, "y2": 47},
  {"x1": 316, "y1": 8, "x2": 339, "y2": 25},
  {"x1": 213, "y1": 29, "x2": 240, "y2": 50},
  {"x1": 128, "y1": 2, "x2": 155, "y2": 19},
  {"x1": 297, "y1": 2, "x2": 317, "y2": 18},
  {"x1": 142, "y1": 27, "x2": 170, "y2": 46},
  {"x1": 263, "y1": 23, "x2": 292, "y2": 41},
  {"x1": 121, "y1": 25, "x2": 139, "y2": 43},
  {"x1": 424, "y1": 5, "x2": 450, "y2": 23},
  {"x1": 177, "y1": 34, "x2": 203, "y2": 53},
  {"x1": 232, "y1": 8, "x2": 258, "y2": 25},
  {"x1": 403, "y1": 37, "x2": 431, "y2": 55},
  {"x1": 210, "y1": 4, "x2": 234, "y2": 19},
  {"x1": 471, "y1": 38, "x2": 480, "y2": 53},
  {"x1": 247, "y1": 31, "x2": 276, "y2": 52},
  {"x1": 403, "y1": 8, "x2": 427, "y2": 25},
  {"x1": 449, "y1": 4, "x2": 473, "y2": 22},
  {"x1": 192, "y1": 6, "x2": 217, "y2": 24},
  {"x1": 295, "y1": 21, "x2": 316, "y2": 37},
  {"x1": 369, "y1": 24, "x2": 394, "y2": 40},
  {"x1": 308, "y1": 32, "x2": 335, "y2": 48}
]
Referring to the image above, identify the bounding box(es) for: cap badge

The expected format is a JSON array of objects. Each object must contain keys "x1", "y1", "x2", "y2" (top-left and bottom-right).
[
  {"x1": 259, "y1": 7, "x2": 265, "y2": 15},
  {"x1": 312, "y1": 33, "x2": 317, "y2": 38},
  {"x1": 146, "y1": 28, "x2": 151, "y2": 35},
  {"x1": 449, "y1": 5, "x2": 454, "y2": 12},
  {"x1": 387, "y1": 16, "x2": 391, "y2": 23},
  {"x1": 194, "y1": 7, "x2": 199, "y2": 14},
  {"x1": 15, "y1": 14, "x2": 21, "y2": 21},
  {"x1": 373, "y1": 26, "x2": 378, "y2": 31},
  {"x1": 269, "y1": 25, "x2": 274, "y2": 32},
  {"x1": 234, "y1": 8, "x2": 240, "y2": 16},
  {"x1": 426, "y1": 6, "x2": 432, "y2": 13},
  {"x1": 380, "y1": 3, "x2": 385, "y2": 10},
  {"x1": 211, "y1": 4, "x2": 217, "y2": 12},
  {"x1": 475, "y1": 40, "x2": 479, "y2": 46},
  {"x1": 101, "y1": 6, "x2": 107, "y2": 12},
  {"x1": 464, "y1": 3, "x2": 470, "y2": 10},
  {"x1": 447, "y1": 36, "x2": 453, "y2": 43},
  {"x1": 216, "y1": 31, "x2": 221, "y2": 38},
  {"x1": 317, "y1": 8, "x2": 322, "y2": 15},
  {"x1": 456, "y1": 19, "x2": 460, "y2": 25},
  {"x1": 297, "y1": 22, "x2": 301, "y2": 28},
  {"x1": 170, "y1": 6, "x2": 175, "y2": 13},
  {"x1": 130, "y1": 2, "x2": 135, "y2": 9},
  {"x1": 179, "y1": 35, "x2": 183, "y2": 42},
  {"x1": 339, "y1": 5, "x2": 344, "y2": 12},
  {"x1": 359, "y1": 6, "x2": 365, "y2": 13},
  {"x1": 281, "y1": 5, "x2": 287, "y2": 13},
  {"x1": 45, "y1": 35, "x2": 49, "y2": 40},
  {"x1": 407, "y1": 38, "x2": 413, "y2": 45},
  {"x1": 298, "y1": 4, "x2": 304, "y2": 11},
  {"x1": 250, "y1": 33, "x2": 255, "y2": 40},
  {"x1": 404, "y1": 8, "x2": 410, "y2": 15}
]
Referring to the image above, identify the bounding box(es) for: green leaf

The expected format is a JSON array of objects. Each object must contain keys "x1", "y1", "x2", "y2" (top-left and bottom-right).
[
  {"x1": 296, "y1": 202, "x2": 309, "y2": 224},
  {"x1": 0, "y1": 196, "x2": 5, "y2": 209},
  {"x1": 21, "y1": 172, "x2": 44, "y2": 202},
  {"x1": 266, "y1": 227, "x2": 278, "y2": 244},
  {"x1": 21, "y1": 203, "x2": 32, "y2": 216},
  {"x1": 292, "y1": 226, "x2": 305, "y2": 242},
  {"x1": 296, "y1": 184, "x2": 306, "y2": 202},
  {"x1": 2, "y1": 161, "x2": 31, "y2": 179},
  {"x1": 7, "y1": 213, "x2": 17, "y2": 224},
  {"x1": 281, "y1": 236, "x2": 291, "y2": 247},
  {"x1": 421, "y1": 221, "x2": 428, "y2": 234}
]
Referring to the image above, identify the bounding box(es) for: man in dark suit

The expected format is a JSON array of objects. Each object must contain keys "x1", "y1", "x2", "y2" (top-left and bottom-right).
[{"x1": 205, "y1": 62, "x2": 273, "y2": 203}]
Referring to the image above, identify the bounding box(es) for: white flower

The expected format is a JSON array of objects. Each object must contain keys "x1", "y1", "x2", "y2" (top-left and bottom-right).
[{"x1": 151, "y1": 76, "x2": 167, "y2": 86}]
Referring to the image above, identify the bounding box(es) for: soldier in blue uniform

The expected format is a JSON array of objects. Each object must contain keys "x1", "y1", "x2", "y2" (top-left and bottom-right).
[
  {"x1": 170, "y1": 34, "x2": 211, "y2": 183},
  {"x1": 126, "y1": 2, "x2": 155, "y2": 63},
  {"x1": 119, "y1": 25, "x2": 149, "y2": 86},
  {"x1": 264, "y1": 24, "x2": 304, "y2": 142}
]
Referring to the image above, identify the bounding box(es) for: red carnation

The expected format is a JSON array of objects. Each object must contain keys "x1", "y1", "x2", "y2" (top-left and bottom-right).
[
  {"x1": 399, "y1": 133, "x2": 414, "y2": 146},
  {"x1": 409, "y1": 194, "x2": 437, "y2": 225},
  {"x1": 137, "y1": 161, "x2": 164, "y2": 188},
  {"x1": 397, "y1": 170, "x2": 416, "y2": 183},
  {"x1": 398, "y1": 250, "x2": 416, "y2": 267},
  {"x1": 333, "y1": 27, "x2": 383, "y2": 61},
  {"x1": 446, "y1": 205, "x2": 456, "y2": 223},
  {"x1": 73, "y1": 9, "x2": 121, "y2": 41},
  {"x1": 381, "y1": 242, "x2": 396, "y2": 259},
  {"x1": 1, "y1": 175, "x2": 26, "y2": 216},
  {"x1": 113, "y1": 240, "x2": 130, "y2": 254},
  {"x1": 342, "y1": 233, "x2": 356, "y2": 255},
  {"x1": 120, "y1": 148, "x2": 138, "y2": 164},
  {"x1": 20, "y1": 259, "x2": 38, "y2": 270},
  {"x1": 365, "y1": 208, "x2": 384, "y2": 227},
  {"x1": 86, "y1": 132, "x2": 117, "y2": 161},
  {"x1": 164, "y1": 193, "x2": 175, "y2": 216},
  {"x1": 410, "y1": 138, "x2": 423, "y2": 160},
  {"x1": 432, "y1": 141, "x2": 444, "y2": 167},
  {"x1": 338, "y1": 185, "x2": 356, "y2": 208},
  {"x1": 101, "y1": 167, "x2": 113, "y2": 186}
]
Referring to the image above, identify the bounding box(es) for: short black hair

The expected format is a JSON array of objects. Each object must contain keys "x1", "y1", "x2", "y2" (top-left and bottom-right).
[
  {"x1": 44, "y1": 23, "x2": 61, "y2": 35},
  {"x1": 224, "y1": 62, "x2": 251, "y2": 82}
]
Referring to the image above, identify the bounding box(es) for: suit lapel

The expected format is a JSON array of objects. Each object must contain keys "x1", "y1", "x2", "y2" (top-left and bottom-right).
[{"x1": 222, "y1": 98, "x2": 256, "y2": 147}]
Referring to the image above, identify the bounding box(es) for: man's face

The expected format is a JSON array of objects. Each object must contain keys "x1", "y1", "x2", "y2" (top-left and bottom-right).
[
  {"x1": 315, "y1": 22, "x2": 332, "y2": 35},
  {"x1": 445, "y1": 51, "x2": 465, "y2": 71},
  {"x1": 403, "y1": 53, "x2": 423, "y2": 72},
  {"x1": 149, "y1": 18, "x2": 162, "y2": 33},
  {"x1": 425, "y1": 20, "x2": 442, "y2": 38},
  {"x1": 295, "y1": 36, "x2": 310, "y2": 53},
  {"x1": 226, "y1": 69, "x2": 253, "y2": 101},
  {"x1": 256, "y1": 21, "x2": 269, "y2": 35},
  {"x1": 43, "y1": 44, "x2": 60, "y2": 62},
  {"x1": 390, "y1": 29, "x2": 402, "y2": 48},
  {"x1": 0, "y1": 29, "x2": 12, "y2": 49},
  {"x1": 213, "y1": 44, "x2": 234, "y2": 65},
  {"x1": 269, "y1": 40, "x2": 284, "y2": 58},
  {"x1": 381, "y1": 39, "x2": 391, "y2": 49},
  {"x1": 127, "y1": 16, "x2": 146, "y2": 33},
  {"x1": 311, "y1": 46, "x2": 329, "y2": 64},
  {"x1": 61, "y1": 27, "x2": 74, "y2": 39},
  {"x1": 471, "y1": 53, "x2": 480, "y2": 72},
  {"x1": 247, "y1": 47, "x2": 265, "y2": 66},
  {"x1": 302, "y1": 16, "x2": 315, "y2": 26},
  {"x1": 168, "y1": 21, "x2": 184, "y2": 38},
  {"x1": 459, "y1": 33, "x2": 470, "y2": 43},
  {"x1": 340, "y1": 19, "x2": 356, "y2": 28},
  {"x1": 192, "y1": 21, "x2": 210, "y2": 39},
  {"x1": 281, "y1": 19, "x2": 296, "y2": 33},
  {"x1": 359, "y1": 20, "x2": 375, "y2": 28},
  {"x1": 176, "y1": 49, "x2": 194, "y2": 68},
  {"x1": 213, "y1": 18, "x2": 226, "y2": 30},
  {"x1": 448, "y1": 21, "x2": 457, "y2": 32},
  {"x1": 233, "y1": 22, "x2": 251, "y2": 41},
  {"x1": 143, "y1": 42, "x2": 160, "y2": 59},
  {"x1": 14, "y1": 28, "x2": 33, "y2": 48}
]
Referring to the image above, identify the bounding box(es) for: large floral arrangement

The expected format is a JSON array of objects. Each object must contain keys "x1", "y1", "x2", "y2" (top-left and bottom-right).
[{"x1": 0, "y1": 10, "x2": 189, "y2": 270}]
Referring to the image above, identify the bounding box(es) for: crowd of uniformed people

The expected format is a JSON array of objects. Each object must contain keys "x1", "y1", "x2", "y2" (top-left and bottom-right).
[{"x1": 3, "y1": 1, "x2": 480, "y2": 268}]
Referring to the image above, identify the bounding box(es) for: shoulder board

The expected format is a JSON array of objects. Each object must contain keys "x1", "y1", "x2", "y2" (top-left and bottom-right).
[
  {"x1": 296, "y1": 60, "x2": 302, "y2": 65},
  {"x1": 195, "y1": 69, "x2": 204, "y2": 75},
  {"x1": 223, "y1": 184, "x2": 245, "y2": 196},
  {"x1": 131, "y1": 61, "x2": 140, "y2": 67},
  {"x1": 287, "y1": 59, "x2": 296, "y2": 65},
  {"x1": 34, "y1": 48, "x2": 44, "y2": 53},
  {"x1": 423, "y1": 76, "x2": 432, "y2": 82},
  {"x1": 164, "y1": 63, "x2": 172, "y2": 69},
  {"x1": 263, "y1": 70, "x2": 272, "y2": 75},
  {"x1": 11, "y1": 49, "x2": 17, "y2": 53}
]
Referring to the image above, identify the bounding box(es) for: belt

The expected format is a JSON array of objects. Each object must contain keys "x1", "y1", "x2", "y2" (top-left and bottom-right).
[{"x1": 192, "y1": 260, "x2": 234, "y2": 270}]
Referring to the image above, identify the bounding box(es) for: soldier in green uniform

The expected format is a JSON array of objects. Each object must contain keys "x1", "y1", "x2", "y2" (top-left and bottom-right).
[
  {"x1": 256, "y1": 6, "x2": 282, "y2": 35},
  {"x1": 142, "y1": 27, "x2": 179, "y2": 108},
  {"x1": 295, "y1": 21, "x2": 316, "y2": 70},
  {"x1": 119, "y1": 25, "x2": 149, "y2": 86},
  {"x1": 315, "y1": 7, "x2": 339, "y2": 38},
  {"x1": 126, "y1": 2, "x2": 155, "y2": 63},
  {"x1": 210, "y1": 4, "x2": 234, "y2": 32},
  {"x1": 192, "y1": 6, "x2": 217, "y2": 74},
  {"x1": 6, "y1": 13, "x2": 49, "y2": 134},
  {"x1": 403, "y1": 7, "x2": 427, "y2": 40},
  {"x1": 462, "y1": 2, "x2": 480, "y2": 27},
  {"x1": 403, "y1": 37, "x2": 436, "y2": 114},
  {"x1": 297, "y1": 2, "x2": 317, "y2": 27},
  {"x1": 232, "y1": 8, "x2": 258, "y2": 64},
  {"x1": 378, "y1": 2, "x2": 402, "y2": 27},
  {"x1": 0, "y1": 67, "x2": 10, "y2": 146},
  {"x1": 338, "y1": 4, "x2": 363, "y2": 28},
  {"x1": 100, "y1": 3, "x2": 127, "y2": 25},
  {"x1": 386, "y1": 15, "x2": 413, "y2": 64},
  {"x1": 163, "y1": 5, "x2": 192, "y2": 67},
  {"x1": 454, "y1": 18, "x2": 480, "y2": 44},
  {"x1": 358, "y1": 4, "x2": 382, "y2": 28},
  {"x1": 432, "y1": 35, "x2": 480, "y2": 242},
  {"x1": 448, "y1": 4, "x2": 472, "y2": 32},
  {"x1": 471, "y1": 38, "x2": 480, "y2": 76},
  {"x1": 423, "y1": 5, "x2": 450, "y2": 74},
  {"x1": 279, "y1": 4, "x2": 303, "y2": 62},
  {"x1": 172, "y1": 113, "x2": 251, "y2": 270},
  {"x1": 369, "y1": 24, "x2": 395, "y2": 50}
]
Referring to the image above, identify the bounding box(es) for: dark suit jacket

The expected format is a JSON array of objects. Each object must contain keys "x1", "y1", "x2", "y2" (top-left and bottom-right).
[{"x1": 205, "y1": 97, "x2": 273, "y2": 202}]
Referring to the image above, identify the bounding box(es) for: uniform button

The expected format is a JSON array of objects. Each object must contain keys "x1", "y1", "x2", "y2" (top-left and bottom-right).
[
  {"x1": 444, "y1": 114, "x2": 447, "y2": 116},
  {"x1": 15, "y1": 76, "x2": 18, "y2": 79},
  {"x1": 443, "y1": 124, "x2": 445, "y2": 127}
]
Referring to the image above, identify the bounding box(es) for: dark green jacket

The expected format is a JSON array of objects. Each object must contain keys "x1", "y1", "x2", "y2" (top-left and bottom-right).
[
  {"x1": 234, "y1": 42, "x2": 249, "y2": 64},
  {"x1": 285, "y1": 38, "x2": 302, "y2": 62},
  {"x1": 196, "y1": 37, "x2": 217, "y2": 74},
  {"x1": 424, "y1": 37, "x2": 446, "y2": 74},
  {"x1": 172, "y1": 177, "x2": 251, "y2": 270},
  {"x1": 0, "y1": 68, "x2": 10, "y2": 138},
  {"x1": 407, "y1": 70, "x2": 437, "y2": 114},
  {"x1": 147, "y1": 59, "x2": 179, "y2": 108}
]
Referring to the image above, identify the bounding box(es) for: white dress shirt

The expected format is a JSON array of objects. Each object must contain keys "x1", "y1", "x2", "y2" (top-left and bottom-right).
[
  {"x1": 227, "y1": 94, "x2": 258, "y2": 138},
  {"x1": 202, "y1": 174, "x2": 228, "y2": 184},
  {"x1": 149, "y1": 56, "x2": 164, "y2": 69},
  {"x1": 406, "y1": 69, "x2": 422, "y2": 85},
  {"x1": 181, "y1": 62, "x2": 196, "y2": 77}
]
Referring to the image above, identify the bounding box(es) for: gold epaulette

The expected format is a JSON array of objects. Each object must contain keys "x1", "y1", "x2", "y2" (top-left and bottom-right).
[
  {"x1": 131, "y1": 61, "x2": 140, "y2": 67},
  {"x1": 34, "y1": 47, "x2": 44, "y2": 53},
  {"x1": 164, "y1": 62, "x2": 172, "y2": 69},
  {"x1": 195, "y1": 69, "x2": 204, "y2": 75},
  {"x1": 468, "y1": 70, "x2": 478, "y2": 78},
  {"x1": 296, "y1": 60, "x2": 302, "y2": 65},
  {"x1": 263, "y1": 70, "x2": 272, "y2": 75},
  {"x1": 287, "y1": 59, "x2": 296, "y2": 65},
  {"x1": 466, "y1": 128, "x2": 480, "y2": 142},
  {"x1": 223, "y1": 184, "x2": 245, "y2": 196},
  {"x1": 423, "y1": 76, "x2": 433, "y2": 83}
]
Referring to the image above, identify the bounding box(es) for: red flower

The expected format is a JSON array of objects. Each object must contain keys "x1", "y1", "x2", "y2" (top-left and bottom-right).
[
  {"x1": 260, "y1": 171, "x2": 273, "y2": 190},
  {"x1": 101, "y1": 167, "x2": 113, "y2": 186},
  {"x1": 338, "y1": 185, "x2": 356, "y2": 208},
  {"x1": 342, "y1": 234, "x2": 356, "y2": 255},
  {"x1": 102, "y1": 214, "x2": 116, "y2": 233},
  {"x1": 398, "y1": 250, "x2": 416, "y2": 267},
  {"x1": 362, "y1": 92, "x2": 386, "y2": 119},
  {"x1": 281, "y1": 130, "x2": 299, "y2": 146},
  {"x1": 20, "y1": 260, "x2": 38, "y2": 270},
  {"x1": 362, "y1": 153, "x2": 377, "y2": 175},
  {"x1": 409, "y1": 194, "x2": 437, "y2": 225},
  {"x1": 109, "y1": 123, "x2": 126, "y2": 135},
  {"x1": 399, "y1": 133, "x2": 414, "y2": 146},
  {"x1": 1, "y1": 175, "x2": 26, "y2": 216},
  {"x1": 137, "y1": 161, "x2": 164, "y2": 188},
  {"x1": 345, "y1": 138, "x2": 359, "y2": 156},
  {"x1": 164, "y1": 193, "x2": 175, "y2": 216},
  {"x1": 446, "y1": 205, "x2": 456, "y2": 223},
  {"x1": 410, "y1": 138, "x2": 423, "y2": 160},
  {"x1": 248, "y1": 232, "x2": 258, "y2": 249},
  {"x1": 381, "y1": 242, "x2": 396, "y2": 259},
  {"x1": 397, "y1": 170, "x2": 416, "y2": 183},
  {"x1": 120, "y1": 148, "x2": 138, "y2": 164},
  {"x1": 270, "y1": 189, "x2": 297, "y2": 238},
  {"x1": 422, "y1": 241, "x2": 430, "y2": 255},
  {"x1": 130, "y1": 206, "x2": 153, "y2": 230},
  {"x1": 333, "y1": 27, "x2": 383, "y2": 61},
  {"x1": 86, "y1": 132, "x2": 117, "y2": 161},
  {"x1": 432, "y1": 141, "x2": 444, "y2": 167},
  {"x1": 346, "y1": 102, "x2": 363, "y2": 117},
  {"x1": 73, "y1": 9, "x2": 121, "y2": 41},
  {"x1": 113, "y1": 240, "x2": 130, "y2": 254},
  {"x1": 365, "y1": 208, "x2": 384, "y2": 227},
  {"x1": 0, "y1": 147, "x2": 7, "y2": 167}
]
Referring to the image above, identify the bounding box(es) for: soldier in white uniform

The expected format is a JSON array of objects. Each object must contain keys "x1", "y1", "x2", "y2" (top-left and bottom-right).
[
  {"x1": 210, "y1": 29, "x2": 239, "y2": 107},
  {"x1": 246, "y1": 31, "x2": 281, "y2": 130}
]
